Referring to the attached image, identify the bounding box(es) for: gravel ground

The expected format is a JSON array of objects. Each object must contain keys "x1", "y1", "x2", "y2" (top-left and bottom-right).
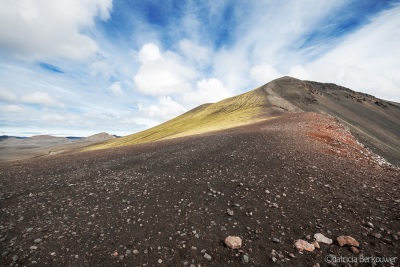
[{"x1": 0, "y1": 113, "x2": 399, "y2": 267}]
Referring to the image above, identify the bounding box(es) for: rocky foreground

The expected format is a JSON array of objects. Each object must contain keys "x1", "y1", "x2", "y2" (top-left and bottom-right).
[{"x1": 0, "y1": 113, "x2": 399, "y2": 266}]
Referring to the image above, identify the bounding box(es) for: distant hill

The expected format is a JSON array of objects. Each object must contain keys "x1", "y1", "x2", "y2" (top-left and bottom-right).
[
  {"x1": 83, "y1": 132, "x2": 117, "y2": 142},
  {"x1": 0, "y1": 135, "x2": 27, "y2": 142},
  {"x1": 29, "y1": 135, "x2": 64, "y2": 139}
]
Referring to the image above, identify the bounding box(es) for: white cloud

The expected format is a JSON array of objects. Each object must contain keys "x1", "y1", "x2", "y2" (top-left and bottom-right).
[
  {"x1": 0, "y1": 104, "x2": 25, "y2": 113},
  {"x1": 90, "y1": 61, "x2": 115, "y2": 78},
  {"x1": 138, "y1": 96, "x2": 187, "y2": 121},
  {"x1": 210, "y1": 0, "x2": 347, "y2": 90},
  {"x1": 1, "y1": 1, "x2": 399, "y2": 138},
  {"x1": 134, "y1": 43, "x2": 198, "y2": 96},
  {"x1": 119, "y1": 117, "x2": 160, "y2": 129},
  {"x1": 212, "y1": 48, "x2": 251, "y2": 91},
  {"x1": 179, "y1": 39, "x2": 211, "y2": 65},
  {"x1": 250, "y1": 63, "x2": 283, "y2": 85},
  {"x1": 0, "y1": 0, "x2": 112, "y2": 61},
  {"x1": 289, "y1": 5, "x2": 400, "y2": 101},
  {"x1": 182, "y1": 78, "x2": 233, "y2": 108},
  {"x1": 21, "y1": 91, "x2": 61, "y2": 106},
  {"x1": 42, "y1": 114, "x2": 65, "y2": 122},
  {"x1": 138, "y1": 43, "x2": 162, "y2": 63},
  {"x1": 109, "y1": 81, "x2": 123, "y2": 95},
  {"x1": 288, "y1": 65, "x2": 311, "y2": 80},
  {"x1": 0, "y1": 88, "x2": 17, "y2": 102}
]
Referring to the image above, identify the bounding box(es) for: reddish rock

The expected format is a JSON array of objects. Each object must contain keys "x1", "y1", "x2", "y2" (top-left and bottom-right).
[
  {"x1": 337, "y1": 236, "x2": 359, "y2": 247},
  {"x1": 312, "y1": 241, "x2": 320, "y2": 249},
  {"x1": 350, "y1": 246, "x2": 360, "y2": 254},
  {"x1": 294, "y1": 240, "x2": 315, "y2": 252},
  {"x1": 225, "y1": 236, "x2": 242, "y2": 249}
]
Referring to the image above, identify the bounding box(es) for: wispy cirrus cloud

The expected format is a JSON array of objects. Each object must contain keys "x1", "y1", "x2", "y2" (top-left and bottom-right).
[
  {"x1": 289, "y1": 4, "x2": 400, "y2": 101},
  {"x1": 109, "y1": 81, "x2": 123, "y2": 96},
  {"x1": 20, "y1": 91, "x2": 62, "y2": 107},
  {"x1": 0, "y1": 88, "x2": 18, "y2": 102}
]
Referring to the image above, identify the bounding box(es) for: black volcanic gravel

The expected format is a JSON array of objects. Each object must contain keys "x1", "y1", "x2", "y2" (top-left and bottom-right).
[{"x1": 1, "y1": 113, "x2": 399, "y2": 266}]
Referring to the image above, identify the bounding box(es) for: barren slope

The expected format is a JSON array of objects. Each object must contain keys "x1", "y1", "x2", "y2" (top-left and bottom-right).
[
  {"x1": 1, "y1": 113, "x2": 399, "y2": 266},
  {"x1": 263, "y1": 76, "x2": 400, "y2": 166}
]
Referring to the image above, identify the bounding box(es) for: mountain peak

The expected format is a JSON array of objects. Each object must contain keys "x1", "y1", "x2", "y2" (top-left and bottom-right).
[
  {"x1": 84, "y1": 132, "x2": 116, "y2": 142},
  {"x1": 271, "y1": 75, "x2": 300, "y2": 82}
]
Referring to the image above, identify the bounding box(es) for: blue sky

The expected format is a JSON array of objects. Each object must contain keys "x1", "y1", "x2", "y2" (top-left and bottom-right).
[{"x1": 0, "y1": 0, "x2": 399, "y2": 137}]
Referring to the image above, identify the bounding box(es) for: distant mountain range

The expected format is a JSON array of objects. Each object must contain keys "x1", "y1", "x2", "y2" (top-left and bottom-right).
[
  {"x1": 0, "y1": 134, "x2": 121, "y2": 142},
  {"x1": 0, "y1": 135, "x2": 81, "y2": 141},
  {"x1": 0, "y1": 132, "x2": 119, "y2": 162},
  {"x1": 0, "y1": 135, "x2": 27, "y2": 141}
]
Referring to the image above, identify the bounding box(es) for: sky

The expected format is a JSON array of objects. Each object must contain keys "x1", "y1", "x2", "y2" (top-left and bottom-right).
[{"x1": 0, "y1": 0, "x2": 399, "y2": 137}]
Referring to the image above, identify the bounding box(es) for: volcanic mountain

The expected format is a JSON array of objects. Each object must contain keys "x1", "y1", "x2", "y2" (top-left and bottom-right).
[
  {"x1": 88, "y1": 76, "x2": 400, "y2": 166},
  {"x1": 1, "y1": 77, "x2": 399, "y2": 266}
]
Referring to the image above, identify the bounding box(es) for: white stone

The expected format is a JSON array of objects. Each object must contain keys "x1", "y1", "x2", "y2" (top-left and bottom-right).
[{"x1": 314, "y1": 233, "x2": 333, "y2": 245}]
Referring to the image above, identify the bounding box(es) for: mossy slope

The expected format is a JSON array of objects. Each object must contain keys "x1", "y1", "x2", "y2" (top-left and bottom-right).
[{"x1": 85, "y1": 88, "x2": 270, "y2": 150}]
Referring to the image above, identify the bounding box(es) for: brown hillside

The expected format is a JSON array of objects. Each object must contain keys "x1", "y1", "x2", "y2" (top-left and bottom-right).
[{"x1": 1, "y1": 112, "x2": 399, "y2": 266}]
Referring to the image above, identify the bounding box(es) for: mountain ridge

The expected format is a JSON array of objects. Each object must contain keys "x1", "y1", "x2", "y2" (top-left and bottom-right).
[
  {"x1": 84, "y1": 88, "x2": 273, "y2": 150},
  {"x1": 86, "y1": 76, "x2": 400, "y2": 166},
  {"x1": 263, "y1": 76, "x2": 400, "y2": 166}
]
